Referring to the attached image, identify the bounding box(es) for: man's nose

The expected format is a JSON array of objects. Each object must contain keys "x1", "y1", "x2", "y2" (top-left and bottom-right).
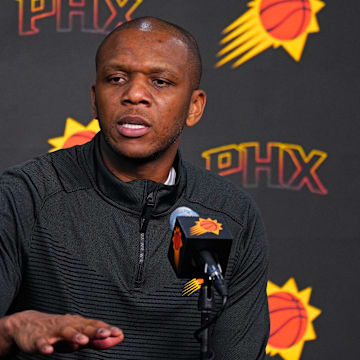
[{"x1": 121, "y1": 76, "x2": 151, "y2": 106}]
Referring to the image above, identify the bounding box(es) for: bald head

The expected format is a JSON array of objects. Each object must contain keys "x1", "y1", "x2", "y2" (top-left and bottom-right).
[{"x1": 95, "y1": 17, "x2": 202, "y2": 90}]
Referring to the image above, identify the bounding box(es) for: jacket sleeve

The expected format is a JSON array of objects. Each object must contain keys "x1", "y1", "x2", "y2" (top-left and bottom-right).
[
  {"x1": 211, "y1": 200, "x2": 270, "y2": 360},
  {"x1": 0, "y1": 168, "x2": 36, "y2": 316}
]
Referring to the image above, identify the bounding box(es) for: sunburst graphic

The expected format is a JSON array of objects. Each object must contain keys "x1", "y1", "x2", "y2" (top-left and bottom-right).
[
  {"x1": 216, "y1": 0, "x2": 325, "y2": 68},
  {"x1": 190, "y1": 218, "x2": 223, "y2": 236},
  {"x1": 182, "y1": 278, "x2": 204, "y2": 296},
  {"x1": 48, "y1": 117, "x2": 100, "y2": 152},
  {"x1": 266, "y1": 278, "x2": 322, "y2": 360}
]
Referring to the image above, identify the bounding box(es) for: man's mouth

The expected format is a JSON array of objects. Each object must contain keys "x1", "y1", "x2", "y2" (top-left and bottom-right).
[
  {"x1": 121, "y1": 123, "x2": 146, "y2": 129},
  {"x1": 116, "y1": 116, "x2": 151, "y2": 137}
]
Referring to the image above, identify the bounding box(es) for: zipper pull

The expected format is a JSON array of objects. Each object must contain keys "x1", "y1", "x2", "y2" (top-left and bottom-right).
[{"x1": 140, "y1": 188, "x2": 157, "y2": 233}]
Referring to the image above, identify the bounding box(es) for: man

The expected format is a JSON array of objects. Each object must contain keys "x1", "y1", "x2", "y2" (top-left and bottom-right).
[{"x1": 0, "y1": 17, "x2": 269, "y2": 359}]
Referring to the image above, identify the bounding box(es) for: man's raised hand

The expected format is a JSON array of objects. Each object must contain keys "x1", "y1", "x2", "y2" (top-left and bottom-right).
[{"x1": 0, "y1": 310, "x2": 124, "y2": 356}]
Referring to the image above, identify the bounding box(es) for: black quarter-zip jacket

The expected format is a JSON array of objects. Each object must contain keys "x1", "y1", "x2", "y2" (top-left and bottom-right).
[{"x1": 0, "y1": 133, "x2": 269, "y2": 359}]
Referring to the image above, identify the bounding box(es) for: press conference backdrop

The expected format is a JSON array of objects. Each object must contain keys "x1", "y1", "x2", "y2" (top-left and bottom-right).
[{"x1": 1, "y1": 1, "x2": 359, "y2": 359}]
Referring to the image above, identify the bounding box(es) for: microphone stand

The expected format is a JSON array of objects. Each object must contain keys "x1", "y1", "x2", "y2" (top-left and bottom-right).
[{"x1": 198, "y1": 278, "x2": 216, "y2": 360}]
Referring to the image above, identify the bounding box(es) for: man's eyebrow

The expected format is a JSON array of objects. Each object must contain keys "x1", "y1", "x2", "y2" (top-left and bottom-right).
[
  {"x1": 149, "y1": 67, "x2": 180, "y2": 79},
  {"x1": 100, "y1": 64, "x2": 181, "y2": 79},
  {"x1": 100, "y1": 64, "x2": 126, "y2": 72}
]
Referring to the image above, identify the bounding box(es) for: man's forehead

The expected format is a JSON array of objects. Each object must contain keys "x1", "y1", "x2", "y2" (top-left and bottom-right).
[
  {"x1": 98, "y1": 29, "x2": 189, "y2": 67},
  {"x1": 106, "y1": 27, "x2": 187, "y2": 50}
]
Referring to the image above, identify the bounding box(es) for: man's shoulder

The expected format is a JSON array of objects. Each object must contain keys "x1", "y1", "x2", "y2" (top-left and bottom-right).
[
  {"x1": 182, "y1": 160, "x2": 257, "y2": 222},
  {"x1": 183, "y1": 159, "x2": 251, "y2": 199},
  {"x1": 0, "y1": 145, "x2": 91, "y2": 199}
]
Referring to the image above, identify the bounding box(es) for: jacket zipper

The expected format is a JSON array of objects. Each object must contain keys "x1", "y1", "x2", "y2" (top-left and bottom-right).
[{"x1": 135, "y1": 189, "x2": 157, "y2": 286}]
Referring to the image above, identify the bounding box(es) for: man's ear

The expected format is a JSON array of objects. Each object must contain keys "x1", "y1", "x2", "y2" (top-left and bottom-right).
[
  {"x1": 185, "y1": 89, "x2": 207, "y2": 127},
  {"x1": 91, "y1": 85, "x2": 97, "y2": 118}
]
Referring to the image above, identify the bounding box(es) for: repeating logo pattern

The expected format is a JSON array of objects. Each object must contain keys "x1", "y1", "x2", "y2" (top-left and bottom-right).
[
  {"x1": 6, "y1": 0, "x2": 331, "y2": 355},
  {"x1": 216, "y1": 0, "x2": 325, "y2": 68}
]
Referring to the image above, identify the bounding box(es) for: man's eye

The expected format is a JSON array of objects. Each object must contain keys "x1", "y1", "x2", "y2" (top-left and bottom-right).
[
  {"x1": 109, "y1": 76, "x2": 126, "y2": 84},
  {"x1": 153, "y1": 79, "x2": 170, "y2": 88}
]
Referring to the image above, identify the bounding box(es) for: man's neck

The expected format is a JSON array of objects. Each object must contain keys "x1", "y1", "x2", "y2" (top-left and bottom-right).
[{"x1": 99, "y1": 136, "x2": 177, "y2": 183}]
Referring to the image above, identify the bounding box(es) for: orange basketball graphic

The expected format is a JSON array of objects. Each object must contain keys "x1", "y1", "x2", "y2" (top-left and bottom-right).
[
  {"x1": 268, "y1": 291, "x2": 308, "y2": 348},
  {"x1": 190, "y1": 218, "x2": 223, "y2": 236},
  {"x1": 260, "y1": 0, "x2": 312, "y2": 40},
  {"x1": 62, "y1": 130, "x2": 96, "y2": 148},
  {"x1": 198, "y1": 219, "x2": 219, "y2": 232},
  {"x1": 217, "y1": 0, "x2": 325, "y2": 68},
  {"x1": 266, "y1": 278, "x2": 321, "y2": 359}
]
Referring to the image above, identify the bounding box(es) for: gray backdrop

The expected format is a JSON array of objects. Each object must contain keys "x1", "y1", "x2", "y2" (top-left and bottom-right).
[{"x1": 1, "y1": 0, "x2": 359, "y2": 359}]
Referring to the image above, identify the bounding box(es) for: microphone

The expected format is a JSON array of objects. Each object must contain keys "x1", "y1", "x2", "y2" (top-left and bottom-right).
[
  {"x1": 198, "y1": 250, "x2": 228, "y2": 298},
  {"x1": 168, "y1": 207, "x2": 233, "y2": 297}
]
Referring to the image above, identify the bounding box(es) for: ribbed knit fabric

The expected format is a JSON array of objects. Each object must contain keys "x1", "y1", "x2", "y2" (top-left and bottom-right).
[{"x1": 0, "y1": 133, "x2": 269, "y2": 359}]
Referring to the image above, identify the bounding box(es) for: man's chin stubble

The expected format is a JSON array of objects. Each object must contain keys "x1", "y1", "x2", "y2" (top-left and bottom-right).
[{"x1": 103, "y1": 130, "x2": 183, "y2": 165}]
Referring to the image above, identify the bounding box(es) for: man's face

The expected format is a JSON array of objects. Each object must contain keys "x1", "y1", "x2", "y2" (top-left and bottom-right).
[{"x1": 92, "y1": 27, "x2": 200, "y2": 161}]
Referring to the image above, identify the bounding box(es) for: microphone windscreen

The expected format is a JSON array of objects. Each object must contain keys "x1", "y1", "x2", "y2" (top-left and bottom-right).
[{"x1": 169, "y1": 207, "x2": 199, "y2": 230}]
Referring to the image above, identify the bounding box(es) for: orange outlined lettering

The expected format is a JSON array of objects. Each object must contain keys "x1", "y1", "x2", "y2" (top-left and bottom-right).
[
  {"x1": 202, "y1": 142, "x2": 328, "y2": 195},
  {"x1": 16, "y1": 0, "x2": 143, "y2": 36}
]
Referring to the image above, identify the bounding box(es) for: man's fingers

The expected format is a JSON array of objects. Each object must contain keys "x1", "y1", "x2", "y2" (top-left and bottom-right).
[
  {"x1": 7, "y1": 311, "x2": 124, "y2": 355},
  {"x1": 81, "y1": 320, "x2": 122, "y2": 339},
  {"x1": 87, "y1": 325, "x2": 123, "y2": 339},
  {"x1": 60, "y1": 326, "x2": 89, "y2": 345},
  {"x1": 89, "y1": 334, "x2": 124, "y2": 350},
  {"x1": 88, "y1": 319, "x2": 110, "y2": 329},
  {"x1": 35, "y1": 338, "x2": 54, "y2": 354},
  {"x1": 109, "y1": 327, "x2": 123, "y2": 337},
  {"x1": 95, "y1": 327, "x2": 112, "y2": 338},
  {"x1": 81, "y1": 325, "x2": 110, "y2": 339},
  {"x1": 52, "y1": 340, "x2": 81, "y2": 353}
]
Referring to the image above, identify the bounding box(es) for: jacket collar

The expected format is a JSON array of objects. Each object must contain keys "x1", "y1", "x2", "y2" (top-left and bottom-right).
[{"x1": 82, "y1": 132, "x2": 187, "y2": 215}]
